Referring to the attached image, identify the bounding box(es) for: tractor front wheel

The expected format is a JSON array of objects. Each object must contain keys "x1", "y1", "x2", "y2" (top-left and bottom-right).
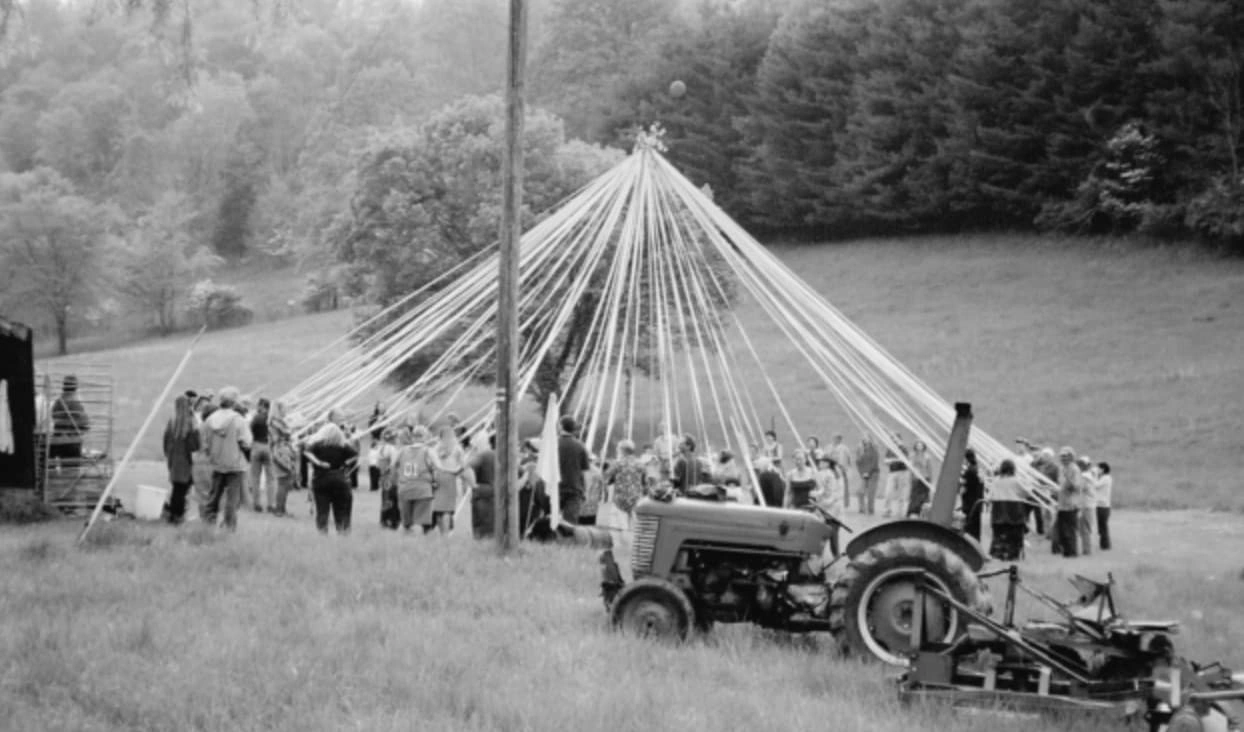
[
  {"x1": 828, "y1": 537, "x2": 982, "y2": 666},
  {"x1": 610, "y1": 577, "x2": 695, "y2": 642}
]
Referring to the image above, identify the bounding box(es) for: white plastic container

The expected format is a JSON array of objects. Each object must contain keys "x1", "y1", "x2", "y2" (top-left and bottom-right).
[{"x1": 133, "y1": 484, "x2": 169, "y2": 520}]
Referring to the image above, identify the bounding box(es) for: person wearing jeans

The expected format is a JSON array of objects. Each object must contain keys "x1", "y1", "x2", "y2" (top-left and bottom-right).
[
  {"x1": 248, "y1": 399, "x2": 276, "y2": 512},
  {"x1": 202, "y1": 387, "x2": 253, "y2": 531},
  {"x1": 161, "y1": 394, "x2": 200, "y2": 524},
  {"x1": 305, "y1": 422, "x2": 357, "y2": 534}
]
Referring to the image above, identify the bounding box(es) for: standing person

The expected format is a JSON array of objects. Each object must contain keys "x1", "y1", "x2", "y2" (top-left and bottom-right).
[
  {"x1": 468, "y1": 432, "x2": 496, "y2": 538},
  {"x1": 960, "y1": 448, "x2": 985, "y2": 541},
  {"x1": 988, "y1": 459, "x2": 1027, "y2": 560},
  {"x1": 580, "y1": 455, "x2": 604, "y2": 526},
  {"x1": 783, "y1": 449, "x2": 818, "y2": 509},
  {"x1": 855, "y1": 434, "x2": 880, "y2": 515},
  {"x1": 1095, "y1": 462, "x2": 1112, "y2": 551},
  {"x1": 374, "y1": 428, "x2": 400, "y2": 529},
  {"x1": 1031, "y1": 447, "x2": 1059, "y2": 538},
  {"x1": 907, "y1": 439, "x2": 935, "y2": 518},
  {"x1": 1076, "y1": 457, "x2": 1096, "y2": 556},
  {"x1": 557, "y1": 415, "x2": 590, "y2": 525},
  {"x1": 201, "y1": 387, "x2": 253, "y2": 531},
  {"x1": 761, "y1": 429, "x2": 783, "y2": 469},
  {"x1": 882, "y1": 435, "x2": 910, "y2": 518},
  {"x1": 430, "y1": 423, "x2": 470, "y2": 534},
  {"x1": 248, "y1": 398, "x2": 276, "y2": 512},
  {"x1": 1053, "y1": 447, "x2": 1082, "y2": 558},
  {"x1": 50, "y1": 374, "x2": 90, "y2": 459},
  {"x1": 161, "y1": 395, "x2": 200, "y2": 524},
  {"x1": 604, "y1": 439, "x2": 649, "y2": 582},
  {"x1": 267, "y1": 401, "x2": 295, "y2": 517},
  {"x1": 828, "y1": 434, "x2": 853, "y2": 510},
  {"x1": 367, "y1": 432, "x2": 384, "y2": 493},
  {"x1": 754, "y1": 457, "x2": 785, "y2": 508},
  {"x1": 671, "y1": 435, "x2": 708, "y2": 494},
  {"x1": 304, "y1": 423, "x2": 357, "y2": 535},
  {"x1": 713, "y1": 450, "x2": 743, "y2": 487},
  {"x1": 394, "y1": 426, "x2": 436, "y2": 534},
  {"x1": 805, "y1": 436, "x2": 824, "y2": 463},
  {"x1": 650, "y1": 419, "x2": 678, "y2": 481},
  {"x1": 192, "y1": 392, "x2": 216, "y2": 521},
  {"x1": 813, "y1": 455, "x2": 843, "y2": 556}
]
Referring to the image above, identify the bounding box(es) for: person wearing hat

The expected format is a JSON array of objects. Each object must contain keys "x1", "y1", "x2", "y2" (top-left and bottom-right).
[
  {"x1": 557, "y1": 415, "x2": 590, "y2": 526},
  {"x1": 1052, "y1": 446, "x2": 1082, "y2": 557}
]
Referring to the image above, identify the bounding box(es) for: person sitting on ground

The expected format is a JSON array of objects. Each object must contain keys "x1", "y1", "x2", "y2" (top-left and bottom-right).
[
  {"x1": 1094, "y1": 461, "x2": 1112, "y2": 551},
  {"x1": 304, "y1": 422, "x2": 358, "y2": 535},
  {"x1": 784, "y1": 448, "x2": 818, "y2": 509},
  {"x1": 987, "y1": 459, "x2": 1027, "y2": 560}
]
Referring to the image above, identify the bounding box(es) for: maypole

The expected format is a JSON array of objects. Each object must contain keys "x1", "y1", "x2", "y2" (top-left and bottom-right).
[{"x1": 495, "y1": 0, "x2": 526, "y2": 552}]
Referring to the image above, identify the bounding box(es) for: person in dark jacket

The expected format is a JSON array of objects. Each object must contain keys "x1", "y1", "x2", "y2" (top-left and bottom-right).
[
  {"x1": 557, "y1": 415, "x2": 590, "y2": 525},
  {"x1": 162, "y1": 394, "x2": 200, "y2": 524},
  {"x1": 960, "y1": 448, "x2": 985, "y2": 541},
  {"x1": 304, "y1": 422, "x2": 358, "y2": 534},
  {"x1": 754, "y1": 457, "x2": 785, "y2": 508},
  {"x1": 469, "y1": 432, "x2": 497, "y2": 538}
]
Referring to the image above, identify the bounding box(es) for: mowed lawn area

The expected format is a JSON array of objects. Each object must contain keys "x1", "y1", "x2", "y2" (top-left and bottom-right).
[
  {"x1": 2, "y1": 493, "x2": 1241, "y2": 732},
  {"x1": 42, "y1": 234, "x2": 1244, "y2": 509}
]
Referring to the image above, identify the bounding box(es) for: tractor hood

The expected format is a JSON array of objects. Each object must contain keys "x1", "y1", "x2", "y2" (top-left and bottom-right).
[{"x1": 634, "y1": 498, "x2": 834, "y2": 555}]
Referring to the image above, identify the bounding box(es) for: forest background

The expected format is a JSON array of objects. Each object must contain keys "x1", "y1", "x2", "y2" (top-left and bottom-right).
[{"x1": 1, "y1": 0, "x2": 1241, "y2": 355}]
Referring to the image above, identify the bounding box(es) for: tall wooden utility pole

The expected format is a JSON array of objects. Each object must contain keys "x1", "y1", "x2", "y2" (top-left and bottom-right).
[{"x1": 495, "y1": 0, "x2": 526, "y2": 552}]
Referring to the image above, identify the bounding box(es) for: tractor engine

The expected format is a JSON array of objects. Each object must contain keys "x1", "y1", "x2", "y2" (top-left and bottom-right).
[{"x1": 686, "y1": 551, "x2": 831, "y2": 628}]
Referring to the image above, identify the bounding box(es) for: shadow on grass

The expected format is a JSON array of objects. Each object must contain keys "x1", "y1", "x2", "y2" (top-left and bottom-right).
[{"x1": 79, "y1": 520, "x2": 159, "y2": 551}]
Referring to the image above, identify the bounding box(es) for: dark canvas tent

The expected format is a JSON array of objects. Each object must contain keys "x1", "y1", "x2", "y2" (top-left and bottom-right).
[{"x1": 0, "y1": 316, "x2": 36, "y2": 490}]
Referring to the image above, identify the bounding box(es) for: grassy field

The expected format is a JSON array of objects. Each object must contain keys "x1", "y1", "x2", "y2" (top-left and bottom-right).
[
  {"x1": 1, "y1": 492, "x2": 1241, "y2": 732},
  {"x1": 42, "y1": 234, "x2": 1244, "y2": 510}
]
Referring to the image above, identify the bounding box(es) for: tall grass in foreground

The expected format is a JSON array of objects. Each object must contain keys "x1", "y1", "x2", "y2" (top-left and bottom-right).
[{"x1": 3, "y1": 508, "x2": 1242, "y2": 732}]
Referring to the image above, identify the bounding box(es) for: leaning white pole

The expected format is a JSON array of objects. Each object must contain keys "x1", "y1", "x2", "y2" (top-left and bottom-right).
[{"x1": 77, "y1": 326, "x2": 207, "y2": 545}]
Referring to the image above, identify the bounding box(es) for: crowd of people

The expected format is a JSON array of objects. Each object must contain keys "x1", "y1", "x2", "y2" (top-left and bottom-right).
[{"x1": 160, "y1": 392, "x2": 1115, "y2": 562}]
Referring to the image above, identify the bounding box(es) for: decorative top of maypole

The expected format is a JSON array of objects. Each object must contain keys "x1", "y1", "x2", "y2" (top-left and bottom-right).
[{"x1": 633, "y1": 123, "x2": 669, "y2": 154}]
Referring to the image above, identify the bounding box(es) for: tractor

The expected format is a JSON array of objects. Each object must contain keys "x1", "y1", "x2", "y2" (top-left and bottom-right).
[{"x1": 600, "y1": 402, "x2": 991, "y2": 665}]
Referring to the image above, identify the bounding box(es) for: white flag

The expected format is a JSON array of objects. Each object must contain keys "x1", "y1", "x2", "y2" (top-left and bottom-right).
[{"x1": 538, "y1": 393, "x2": 561, "y2": 524}]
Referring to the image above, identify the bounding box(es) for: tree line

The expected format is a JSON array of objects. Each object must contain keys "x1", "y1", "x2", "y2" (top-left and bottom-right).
[{"x1": 1, "y1": 0, "x2": 1241, "y2": 354}]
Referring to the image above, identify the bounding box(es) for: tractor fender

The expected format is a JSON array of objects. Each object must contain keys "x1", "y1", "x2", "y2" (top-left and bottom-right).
[{"x1": 844, "y1": 520, "x2": 986, "y2": 572}]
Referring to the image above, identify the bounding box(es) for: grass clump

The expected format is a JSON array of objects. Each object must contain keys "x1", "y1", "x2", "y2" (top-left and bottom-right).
[{"x1": 0, "y1": 493, "x2": 62, "y2": 525}]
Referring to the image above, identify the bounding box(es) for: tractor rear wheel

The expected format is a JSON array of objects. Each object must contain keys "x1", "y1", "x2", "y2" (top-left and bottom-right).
[
  {"x1": 828, "y1": 537, "x2": 982, "y2": 666},
  {"x1": 610, "y1": 577, "x2": 695, "y2": 642}
]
